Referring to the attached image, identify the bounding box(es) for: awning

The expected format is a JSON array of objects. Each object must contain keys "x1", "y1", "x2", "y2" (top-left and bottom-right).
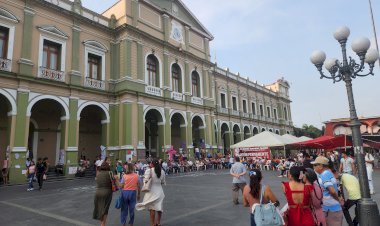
[{"x1": 287, "y1": 135, "x2": 352, "y2": 149}]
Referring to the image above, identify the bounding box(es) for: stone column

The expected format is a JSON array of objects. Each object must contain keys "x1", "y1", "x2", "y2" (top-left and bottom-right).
[
  {"x1": 65, "y1": 98, "x2": 79, "y2": 177},
  {"x1": 186, "y1": 111, "x2": 193, "y2": 158},
  {"x1": 137, "y1": 102, "x2": 145, "y2": 159},
  {"x1": 162, "y1": 14, "x2": 170, "y2": 42},
  {"x1": 69, "y1": 23, "x2": 82, "y2": 85},
  {"x1": 19, "y1": 6, "x2": 34, "y2": 76},
  {"x1": 131, "y1": 0, "x2": 139, "y2": 27}
]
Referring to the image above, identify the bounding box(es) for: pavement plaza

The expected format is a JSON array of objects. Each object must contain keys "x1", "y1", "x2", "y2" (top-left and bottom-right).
[{"x1": 1, "y1": 169, "x2": 380, "y2": 226}]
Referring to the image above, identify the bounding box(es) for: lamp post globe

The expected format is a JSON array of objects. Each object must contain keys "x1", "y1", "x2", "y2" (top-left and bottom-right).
[{"x1": 311, "y1": 26, "x2": 380, "y2": 226}]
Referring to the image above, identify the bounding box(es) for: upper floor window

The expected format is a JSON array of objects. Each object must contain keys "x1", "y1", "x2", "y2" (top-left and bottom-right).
[
  {"x1": 171, "y1": 63, "x2": 181, "y2": 92},
  {"x1": 0, "y1": 26, "x2": 9, "y2": 59},
  {"x1": 43, "y1": 40, "x2": 61, "y2": 70},
  {"x1": 88, "y1": 53, "x2": 102, "y2": 80},
  {"x1": 232, "y1": 96, "x2": 237, "y2": 111},
  {"x1": 251, "y1": 102, "x2": 256, "y2": 115},
  {"x1": 259, "y1": 104, "x2": 264, "y2": 116},
  {"x1": 266, "y1": 106, "x2": 271, "y2": 118},
  {"x1": 147, "y1": 55, "x2": 159, "y2": 87},
  {"x1": 220, "y1": 93, "x2": 226, "y2": 108},
  {"x1": 284, "y1": 106, "x2": 288, "y2": 120},
  {"x1": 274, "y1": 108, "x2": 278, "y2": 120},
  {"x1": 242, "y1": 100, "x2": 247, "y2": 113},
  {"x1": 192, "y1": 71, "x2": 200, "y2": 97}
]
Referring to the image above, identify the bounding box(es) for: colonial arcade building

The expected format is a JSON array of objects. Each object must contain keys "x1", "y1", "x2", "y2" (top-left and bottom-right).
[{"x1": 0, "y1": 0, "x2": 293, "y2": 184}]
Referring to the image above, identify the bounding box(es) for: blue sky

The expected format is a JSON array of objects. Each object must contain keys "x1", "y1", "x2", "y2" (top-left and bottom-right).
[{"x1": 81, "y1": 0, "x2": 380, "y2": 129}]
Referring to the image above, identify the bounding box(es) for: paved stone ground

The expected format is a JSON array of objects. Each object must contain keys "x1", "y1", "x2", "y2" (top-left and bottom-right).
[{"x1": 1, "y1": 169, "x2": 380, "y2": 226}]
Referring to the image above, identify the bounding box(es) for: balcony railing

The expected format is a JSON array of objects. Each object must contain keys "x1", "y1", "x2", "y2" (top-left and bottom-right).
[
  {"x1": 145, "y1": 85, "x2": 162, "y2": 97},
  {"x1": 0, "y1": 58, "x2": 11, "y2": 72},
  {"x1": 39, "y1": 67, "x2": 65, "y2": 82},
  {"x1": 84, "y1": 77, "x2": 106, "y2": 90},
  {"x1": 231, "y1": 109, "x2": 240, "y2": 116},
  {"x1": 218, "y1": 107, "x2": 229, "y2": 114},
  {"x1": 191, "y1": 96, "x2": 203, "y2": 105},
  {"x1": 242, "y1": 112, "x2": 250, "y2": 118},
  {"x1": 171, "y1": 91, "x2": 184, "y2": 101}
]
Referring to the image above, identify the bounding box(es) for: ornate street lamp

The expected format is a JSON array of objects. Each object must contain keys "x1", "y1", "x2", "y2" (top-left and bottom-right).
[{"x1": 310, "y1": 26, "x2": 380, "y2": 225}]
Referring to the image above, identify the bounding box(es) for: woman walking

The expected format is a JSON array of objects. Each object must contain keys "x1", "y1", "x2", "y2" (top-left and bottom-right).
[
  {"x1": 243, "y1": 169, "x2": 280, "y2": 226},
  {"x1": 93, "y1": 160, "x2": 113, "y2": 226},
  {"x1": 282, "y1": 166, "x2": 315, "y2": 226},
  {"x1": 26, "y1": 161, "x2": 36, "y2": 191},
  {"x1": 304, "y1": 168, "x2": 326, "y2": 226},
  {"x1": 120, "y1": 163, "x2": 141, "y2": 226},
  {"x1": 136, "y1": 159, "x2": 166, "y2": 226}
]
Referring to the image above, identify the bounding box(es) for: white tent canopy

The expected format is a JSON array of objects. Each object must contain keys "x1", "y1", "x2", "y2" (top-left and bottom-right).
[
  {"x1": 281, "y1": 134, "x2": 301, "y2": 143},
  {"x1": 231, "y1": 131, "x2": 291, "y2": 148},
  {"x1": 298, "y1": 136, "x2": 313, "y2": 142}
]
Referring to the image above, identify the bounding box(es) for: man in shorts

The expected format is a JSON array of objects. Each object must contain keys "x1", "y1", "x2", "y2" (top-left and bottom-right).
[{"x1": 230, "y1": 156, "x2": 246, "y2": 205}]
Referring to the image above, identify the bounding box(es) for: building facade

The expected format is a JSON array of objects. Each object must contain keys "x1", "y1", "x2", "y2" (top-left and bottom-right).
[
  {"x1": 0, "y1": 0, "x2": 293, "y2": 183},
  {"x1": 324, "y1": 116, "x2": 380, "y2": 136}
]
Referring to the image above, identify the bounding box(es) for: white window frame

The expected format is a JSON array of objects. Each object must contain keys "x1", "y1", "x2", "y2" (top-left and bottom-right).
[
  {"x1": 242, "y1": 98, "x2": 248, "y2": 113},
  {"x1": 145, "y1": 53, "x2": 163, "y2": 88},
  {"x1": 169, "y1": 62, "x2": 184, "y2": 93},
  {"x1": 84, "y1": 43, "x2": 106, "y2": 81},
  {"x1": 220, "y1": 91, "x2": 227, "y2": 108},
  {"x1": 231, "y1": 95, "x2": 238, "y2": 111},
  {"x1": 0, "y1": 22, "x2": 16, "y2": 71},
  {"x1": 190, "y1": 69, "x2": 203, "y2": 98},
  {"x1": 251, "y1": 102, "x2": 256, "y2": 115},
  {"x1": 38, "y1": 34, "x2": 66, "y2": 76}
]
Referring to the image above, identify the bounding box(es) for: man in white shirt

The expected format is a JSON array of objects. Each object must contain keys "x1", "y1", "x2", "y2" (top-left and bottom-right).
[
  {"x1": 340, "y1": 151, "x2": 355, "y2": 175},
  {"x1": 365, "y1": 151, "x2": 375, "y2": 194}
]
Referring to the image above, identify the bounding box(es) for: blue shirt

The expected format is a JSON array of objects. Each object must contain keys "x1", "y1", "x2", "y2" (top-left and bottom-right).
[{"x1": 319, "y1": 170, "x2": 341, "y2": 212}]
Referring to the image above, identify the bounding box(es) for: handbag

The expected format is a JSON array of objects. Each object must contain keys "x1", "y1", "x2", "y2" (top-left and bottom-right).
[
  {"x1": 43, "y1": 174, "x2": 47, "y2": 180},
  {"x1": 253, "y1": 185, "x2": 283, "y2": 226},
  {"x1": 141, "y1": 168, "x2": 152, "y2": 192},
  {"x1": 115, "y1": 190, "x2": 123, "y2": 209},
  {"x1": 109, "y1": 172, "x2": 118, "y2": 192}
]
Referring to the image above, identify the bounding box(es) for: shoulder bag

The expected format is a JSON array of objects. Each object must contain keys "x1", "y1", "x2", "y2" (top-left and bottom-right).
[
  {"x1": 109, "y1": 171, "x2": 118, "y2": 192},
  {"x1": 141, "y1": 168, "x2": 152, "y2": 192},
  {"x1": 253, "y1": 185, "x2": 283, "y2": 226}
]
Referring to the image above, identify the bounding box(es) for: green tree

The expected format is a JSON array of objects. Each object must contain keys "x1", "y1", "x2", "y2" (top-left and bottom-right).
[{"x1": 293, "y1": 124, "x2": 322, "y2": 138}]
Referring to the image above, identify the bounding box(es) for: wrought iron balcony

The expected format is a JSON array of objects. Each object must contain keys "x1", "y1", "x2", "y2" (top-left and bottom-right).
[
  {"x1": 171, "y1": 91, "x2": 184, "y2": 101},
  {"x1": 146, "y1": 85, "x2": 162, "y2": 97},
  {"x1": 191, "y1": 96, "x2": 203, "y2": 105},
  {"x1": 84, "y1": 77, "x2": 106, "y2": 90},
  {"x1": 241, "y1": 112, "x2": 250, "y2": 118},
  {"x1": 0, "y1": 58, "x2": 11, "y2": 72},
  {"x1": 39, "y1": 67, "x2": 65, "y2": 82}
]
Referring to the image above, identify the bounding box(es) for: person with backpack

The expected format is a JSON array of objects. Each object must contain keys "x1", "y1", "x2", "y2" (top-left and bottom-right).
[
  {"x1": 282, "y1": 166, "x2": 315, "y2": 226},
  {"x1": 243, "y1": 169, "x2": 281, "y2": 226}
]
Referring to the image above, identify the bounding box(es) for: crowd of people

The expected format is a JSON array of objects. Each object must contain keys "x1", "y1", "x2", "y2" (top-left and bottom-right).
[{"x1": 229, "y1": 149, "x2": 377, "y2": 226}]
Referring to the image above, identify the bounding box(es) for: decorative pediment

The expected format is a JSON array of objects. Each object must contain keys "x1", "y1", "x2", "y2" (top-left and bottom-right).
[
  {"x1": 0, "y1": 7, "x2": 19, "y2": 23},
  {"x1": 37, "y1": 25, "x2": 68, "y2": 39},
  {"x1": 143, "y1": 0, "x2": 213, "y2": 40},
  {"x1": 83, "y1": 40, "x2": 108, "y2": 52},
  {"x1": 230, "y1": 89, "x2": 237, "y2": 95},
  {"x1": 218, "y1": 84, "x2": 227, "y2": 92}
]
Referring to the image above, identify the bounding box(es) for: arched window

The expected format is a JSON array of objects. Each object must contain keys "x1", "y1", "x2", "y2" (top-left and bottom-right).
[
  {"x1": 172, "y1": 63, "x2": 181, "y2": 92},
  {"x1": 191, "y1": 71, "x2": 200, "y2": 97},
  {"x1": 147, "y1": 55, "x2": 158, "y2": 87}
]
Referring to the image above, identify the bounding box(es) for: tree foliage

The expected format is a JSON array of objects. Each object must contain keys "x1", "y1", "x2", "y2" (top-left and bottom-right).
[{"x1": 293, "y1": 124, "x2": 323, "y2": 139}]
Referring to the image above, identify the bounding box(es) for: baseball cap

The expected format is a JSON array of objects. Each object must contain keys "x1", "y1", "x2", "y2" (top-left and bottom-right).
[{"x1": 310, "y1": 156, "x2": 329, "y2": 165}]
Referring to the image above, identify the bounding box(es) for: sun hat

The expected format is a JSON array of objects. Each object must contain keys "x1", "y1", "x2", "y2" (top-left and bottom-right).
[{"x1": 310, "y1": 156, "x2": 329, "y2": 165}]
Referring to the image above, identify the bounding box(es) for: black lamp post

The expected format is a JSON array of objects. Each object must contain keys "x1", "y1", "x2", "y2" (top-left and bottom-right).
[{"x1": 310, "y1": 26, "x2": 380, "y2": 226}]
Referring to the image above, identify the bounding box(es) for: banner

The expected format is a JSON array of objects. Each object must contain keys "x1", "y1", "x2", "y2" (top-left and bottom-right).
[{"x1": 237, "y1": 147, "x2": 271, "y2": 159}]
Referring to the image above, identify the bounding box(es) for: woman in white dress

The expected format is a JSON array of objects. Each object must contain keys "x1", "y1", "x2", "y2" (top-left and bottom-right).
[{"x1": 136, "y1": 159, "x2": 166, "y2": 226}]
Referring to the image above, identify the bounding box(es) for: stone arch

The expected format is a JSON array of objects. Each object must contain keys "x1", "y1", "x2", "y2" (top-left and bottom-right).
[
  {"x1": 252, "y1": 127, "x2": 259, "y2": 135},
  {"x1": 190, "y1": 114, "x2": 205, "y2": 128},
  {"x1": 169, "y1": 110, "x2": 187, "y2": 127},
  {"x1": 27, "y1": 95, "x2": 69, "y2": 118},
  {"x1": 77, "y1": 101, "x2": 110, "y2": 123},
  {"x1": 0, "y1": 89, "x2": 17, "y2": 115},
  {"x1": 144, "y1": 106, "x2": 165, "y2": 124}
]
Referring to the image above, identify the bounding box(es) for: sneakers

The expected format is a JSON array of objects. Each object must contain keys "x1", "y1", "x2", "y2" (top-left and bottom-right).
[
  {"x1": 27, "y1": 188, "x2": 34, "y2": 191},
  {"x1": 278, "y1": 175, "x2": 283, "y2": 177}
]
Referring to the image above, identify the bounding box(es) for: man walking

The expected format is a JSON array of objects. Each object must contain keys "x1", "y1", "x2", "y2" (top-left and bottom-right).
[
  {"x1": 333, "y1": 171, "x2": 360, "y2": 226},
  {"x1": 365, "y1": 151, "x2": 375, "y2": 194},
  {"x1": 36, "y1": 158, "x2": 47, "y2": 190},
  {"x1": 230, "y1": 156, "x2": 246, "y2": 205},
  {"x1": 339, "y1": 151, "x2": 355, "y2": 175}
]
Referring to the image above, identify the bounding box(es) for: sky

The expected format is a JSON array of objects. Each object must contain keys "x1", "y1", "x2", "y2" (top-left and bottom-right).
[{"x1": 81, "y1": 0, "x2": 380, "y2": 129}]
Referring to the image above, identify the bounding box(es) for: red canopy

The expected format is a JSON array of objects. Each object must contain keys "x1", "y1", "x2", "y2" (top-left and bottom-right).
[{"x1": 287, "y1": 135, "x2": 352, "y2": 149}]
